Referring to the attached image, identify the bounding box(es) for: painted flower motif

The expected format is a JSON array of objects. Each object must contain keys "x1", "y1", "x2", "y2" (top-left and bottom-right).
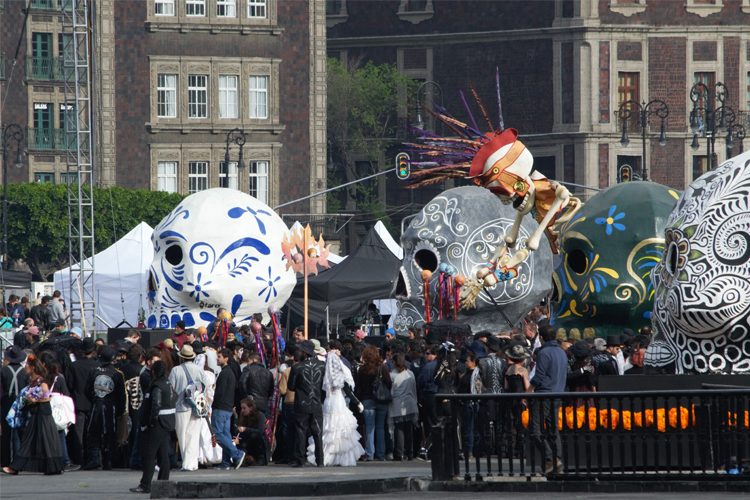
[
  {"x1": 257, "y1": 266, "x2": 281, "y2": 303},
  {"x1": 595, "y1": 205, "x2": 626, "y2": 235},
  {"x1": 186, "y1": 272, "x2": 212, "y2": 302}
]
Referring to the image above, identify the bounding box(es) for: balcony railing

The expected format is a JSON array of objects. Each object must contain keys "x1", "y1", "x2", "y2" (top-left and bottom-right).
[
  {"x1": 27, "y1": 128, "x2": 87, "y2": 152},
  {"x1": 29, "y1": 0, "x2": 56, "y2": 9},
  {"x1": 26, "y1": 57, "x2": 64, "y2": 81}
]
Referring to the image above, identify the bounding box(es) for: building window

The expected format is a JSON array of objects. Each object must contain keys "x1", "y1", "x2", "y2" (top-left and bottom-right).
[
  {"x1": 218, "y1": 75, "x2": 239, "y2": 119},
  {"x1": 155, "y1": 0, "x2": 175, "y2": 15},
  {"x1": 219, "y1": 161, "x2": 239, "y2": 189},
  {"x1": 34, "y1": 172, "x2": 55, "y2": 184},
  {"x1": 186, "y1": 0, "x2": 205, "y2": 16},
  {"x1": 61, "y1": 172, "x2": 78, "y2": 185},
  {"x1": 157, "y1": 161, "x2": 178, "y2": 192},
  {"x1": 617, "y1": 71, "x2": 640, "y2": 130},
  {"x1": 248, "y1": 160, "x2": 268, "y2": 203},
  {"x1": 188, "y1": 74, "x2": 208, "y2": 119},
  {"x1": 157, "y1": 73, "x2": 178, "y2": 118},
  {"x1": 693, "y1": 71, "x2": 716, "y2": 111},
  {"x1": 249, "y1": 75, "x2": 268, "y2": 119},
  {"x1": 248, "y1": 0, "x2": 267, "y2": 18},
  {"x1": 32, "y1": 102, "x2": 53, "y2": 149},
  {"x1": 404, "y1": 0, "x2": 428, "y2": 11},
  {"x1": 746, "y1": 71, "x2": 750, "y2": 109},
  {"x1": 217, "y1": 0, "x2": 236, "y2": 17},
  {"x1": 326, "y1": 0, "x2": 342, "y2": 15},
  {"x1": 188, "y1": 161, "x2": 209, "y2": 193}
]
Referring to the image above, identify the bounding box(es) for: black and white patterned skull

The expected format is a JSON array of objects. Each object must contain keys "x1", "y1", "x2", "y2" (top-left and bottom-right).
[
  {"x1": 646, "y1": 151, "x2": 750, "y2": 373},
  {"x1": 393, "y1": 186, "x2": 553, "y2": 334}
]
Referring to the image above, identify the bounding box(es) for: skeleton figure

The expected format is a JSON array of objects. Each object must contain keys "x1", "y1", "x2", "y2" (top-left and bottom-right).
[
  {"x1": 466, "y1": 128, "x2": 581, "y2": 288},
  {"x1": 404, "y1": 125, "x2": 580, "y2": 300}
]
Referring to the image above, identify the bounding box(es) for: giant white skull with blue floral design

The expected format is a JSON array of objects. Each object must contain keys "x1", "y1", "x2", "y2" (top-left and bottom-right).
[{"x1": 146, "y1": 188, "x2": 295, "y2": 329}]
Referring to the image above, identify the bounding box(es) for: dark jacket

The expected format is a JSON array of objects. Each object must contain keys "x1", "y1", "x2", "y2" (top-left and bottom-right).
[
  {"x1": 477, "y1": 355, "x2": 505, "y2": 394},
  {"x1": 530, "y1": 341, "x2": 568, "y2": 393},
  {"x1": 141, "y1": 377, "x2": 176, "y2": 432},
  {"x1": 86, "y1": 363, "x2": 126, "y2": 417},
  {"x1": 239, "y1": 362, "x2": 274, "y2": 414},
  {"x1": 29, "y1": 304, "x2": 51, "y2": 331},
  {"x1": 213, "y1": 365, "x2": 237, "y2": 412},
  {"x1": 417, "y1": 359, "x2": 438, "y2": 396},
  {"x1": 287, "y1": 357, "x2": 325, "y2": 414},
  {"x1": 355, "y1": 364, "x2": 391, "y2": 402},
  {"x1": 68, "y1": 357, "x2": 101, "y2": 412},
  {"x1": 592, "y1": 352, "x2": 619, "y2": 376},
  {"x1": 0, "y1": 363, "x2": 29, "y2": 415}
]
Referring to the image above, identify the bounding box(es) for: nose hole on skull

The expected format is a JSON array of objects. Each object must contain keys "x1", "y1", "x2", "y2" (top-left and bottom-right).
[
  {"x1": 414, "y1": 249, "x2": 438, "y2": 272},
  {"x1": 165, "y1": 244, "x2": 184, "y2": 266},
  {"x1": 665, "y1": 241, "x2": 679, "y2": 277}
]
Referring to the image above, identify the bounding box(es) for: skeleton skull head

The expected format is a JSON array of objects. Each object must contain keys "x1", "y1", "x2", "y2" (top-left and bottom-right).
[
  {"x1": 147, "y1": 188, "x2": 295, "y2": 328},
  {"x1": 646, "y1": 151, "x2": 750, "y2": 374},
  {"x1": 468, "y1": 128, "x2": 536, "y2": 214},
  {"x1": 393, "y1": 186, "x2": 553, "y2": 334}
]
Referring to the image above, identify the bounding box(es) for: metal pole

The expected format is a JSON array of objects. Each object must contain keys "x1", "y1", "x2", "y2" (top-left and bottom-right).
[
  {"x1": 640, "y1": 107, "x2": 647, "y2": 181},
  {"x1": 2, "y1": 140, "x2": 7, "y2": 271},
  {"x1": 303, "y1": 228, "x2": 308, "y2": 340}
]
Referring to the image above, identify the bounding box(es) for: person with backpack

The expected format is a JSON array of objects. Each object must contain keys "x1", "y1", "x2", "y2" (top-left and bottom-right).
[
  {"x1": 67, "y1": 337, "x2": 100, "y2": 468},
  {"x1": 83, "y1": 347, "x2": 126, "y2": 470},
  {"x1": 130, "y1": 361, "x2": 176, "y2": 494},
  {"x1": 167, "y1": 344, "x2": 207, "y2": 472},
  {"x1": 1, "y1": 346, "x2": 29, "y2": 467}
]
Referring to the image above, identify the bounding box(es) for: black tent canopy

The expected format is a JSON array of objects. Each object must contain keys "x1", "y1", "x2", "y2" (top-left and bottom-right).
[{"x1": 287, "y1": 225, "x2": 401, "y2": 324}]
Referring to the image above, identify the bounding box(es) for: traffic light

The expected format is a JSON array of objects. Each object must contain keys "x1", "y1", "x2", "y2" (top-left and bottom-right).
[
  {"x1": 619, "y1": 164, "x2": 632, "y2": 183},
  {"x1": 396, "y1": 152, "x2": 410, "y2": 180}
]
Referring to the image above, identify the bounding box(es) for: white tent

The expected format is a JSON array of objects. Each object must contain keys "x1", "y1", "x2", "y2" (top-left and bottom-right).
[{"x1": 54, "y1": 221, "x2": 153, "y2": 332}]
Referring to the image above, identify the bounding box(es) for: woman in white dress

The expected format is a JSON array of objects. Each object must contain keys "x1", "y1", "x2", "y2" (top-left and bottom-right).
[{"x1": 309, "y1": 352, "x2": 364, "y2": 466}]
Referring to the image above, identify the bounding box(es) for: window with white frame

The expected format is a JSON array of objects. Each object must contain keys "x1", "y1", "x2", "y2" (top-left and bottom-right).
[
  {"x1": 157, "y1": 73, "x2": 177, "y2": 118},
  {"x1": 219, "y1": 161, "x2": 239, "y2": 189},
  {"x1": 186, "y1": 0, "x2": 206, "y2": 16},
  {"x1": 217, "y1": 0, "x2": 236, "y2": 17},
  {"x1": 155, "y1": 0, "x2": 175, "y2": 15},
  {"x1": 219, "y1": 75, "x2": 239, "y2": 119},
  {"x1": 157, "y1": 161, "x2": 178, "y2": 192},
  {"x1": 188, "y1": 74, "x2": 208, "y2": 118},
  {"x1": 249, "y1": 75, "x2": 268, "y2": 119},
  {"x1": 188, "y1": 161, "x2": 209, "y2": 193},
  {"x1": 248, "y1": 160, "x2": 269, "y2": 203},
  {"x1": 248, "y1": 0, "x2": 267, "y2": 18}
]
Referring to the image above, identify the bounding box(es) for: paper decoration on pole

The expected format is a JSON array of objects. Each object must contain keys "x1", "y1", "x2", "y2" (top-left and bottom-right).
[{"x1": 281, "y1": 224, "x2": 330, "y2": 276}]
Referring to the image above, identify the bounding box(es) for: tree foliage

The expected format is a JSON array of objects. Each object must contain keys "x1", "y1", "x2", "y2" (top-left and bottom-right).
[
  {"x1": 326, "y1": 58, "x2": 415, "y2": 225},
  {"x1": 5, "y1": 183, "x2": 183, "y2": 280}
]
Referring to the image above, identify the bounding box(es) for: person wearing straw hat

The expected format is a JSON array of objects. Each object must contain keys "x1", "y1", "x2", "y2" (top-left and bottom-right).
[{"x1": 168, "y1": 344, "x2": 208, "y2": 471}]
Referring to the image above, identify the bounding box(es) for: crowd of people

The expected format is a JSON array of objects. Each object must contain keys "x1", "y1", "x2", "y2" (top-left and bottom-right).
[{"x1": 1, "y1": 295, "x2": 655, "y2": 489}]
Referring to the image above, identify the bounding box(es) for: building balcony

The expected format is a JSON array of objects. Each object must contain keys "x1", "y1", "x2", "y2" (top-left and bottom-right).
[
  {"x1": 26, "y1": 57, "x2": 65, "y2": 82},
  {"x1": 27, "y1": 128, "x2": 87, "y2": 152},
  {"x1": 29, "y1": 0, "x2": 71, "y2": 10}
]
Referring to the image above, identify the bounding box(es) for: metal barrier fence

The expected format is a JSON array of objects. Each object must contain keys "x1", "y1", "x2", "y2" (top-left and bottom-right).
[{"x1": 430, "y1": 389, "x2": 750, "y2": 481}]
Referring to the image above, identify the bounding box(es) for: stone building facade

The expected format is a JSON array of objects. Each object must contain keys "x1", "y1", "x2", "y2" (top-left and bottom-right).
[
  {"x1": 1, "y1": 0, "x2": 327, "y2": 213},
  {"x1": 328, "y1": 0, "x2": 750, "y2": 195}
]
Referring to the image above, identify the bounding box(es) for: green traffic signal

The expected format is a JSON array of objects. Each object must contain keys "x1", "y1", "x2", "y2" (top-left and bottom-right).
[{"x1": 396, "y1": 152, "x2": 410, "y2": 180}]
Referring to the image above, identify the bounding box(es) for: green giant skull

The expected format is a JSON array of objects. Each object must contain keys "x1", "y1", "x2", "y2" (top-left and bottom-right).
[{"x1": 552, "y1": 182, "x2": 679, "y2": 337}]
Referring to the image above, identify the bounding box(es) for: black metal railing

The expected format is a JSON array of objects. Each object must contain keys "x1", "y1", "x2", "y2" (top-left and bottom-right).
[{"x1": 430, "y1": 389, "x2": 750, "y2": 481}]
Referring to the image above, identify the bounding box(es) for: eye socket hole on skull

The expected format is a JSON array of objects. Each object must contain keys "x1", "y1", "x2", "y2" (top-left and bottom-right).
[
  {"x1": 165, "y1": 244, "x2": 183, "y2": 266},
  {"x1": 665, "y1": 241, "x2": 679, "y2": 276},
  {"x1": 566, "y1": 249, "x2": 588, "y2": 275},
  {"x1": 414, "y1": 249, "x2": 438, "y2": 272}
]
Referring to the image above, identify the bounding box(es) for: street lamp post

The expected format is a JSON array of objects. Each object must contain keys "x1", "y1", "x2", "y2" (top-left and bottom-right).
[
  {"x1": 726, "y1": 123, "x2": 746, "y2": 157},
  {"x1": 224, "y1": 128, "x2": 247, "y2": 170},
  {"x1": 618, "y1": 99, "x2": 669, "y2": 181},
  {"x1": 689, "y1": 81, "x2": 737, "y2": 169},
  {"x1": 2, "y1": 124, "x2": 26, "y2": 270},
  {"x1": 414, "y1": 81, "x2": 443, "y2": 130}
]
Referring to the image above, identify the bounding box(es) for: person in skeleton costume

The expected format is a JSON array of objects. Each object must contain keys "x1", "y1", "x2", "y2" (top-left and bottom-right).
[
  {"x1": 307, "y1": 351, "x2": 364, "y2": 466},
  {"x1": 402, "y1": 75, "x2": 581, "y2": 299},
  {"x1": 83, "y1": 347, "x2": 126, "y2": 470}
]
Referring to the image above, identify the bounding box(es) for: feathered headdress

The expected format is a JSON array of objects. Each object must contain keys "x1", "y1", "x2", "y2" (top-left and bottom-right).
[{"x1": 402, "y1": 68, "x2": 508, "y2": 188}]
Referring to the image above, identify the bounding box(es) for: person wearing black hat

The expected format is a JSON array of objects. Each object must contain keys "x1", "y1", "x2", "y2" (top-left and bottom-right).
[
  {"x1": 566, "y1": 341, "x2": 597, "y2": 392},
  {"x1": 67, "y1": 337, "x2": 101, "y2": 468},
  {"x1": 607, "y1": 335, "x2": 626, "y2": 375},
  {"x1": 1, "y1": 346, "x2": 29, "y2": 467},
  {"x1": 173, "y1": 321, "x2": 188, "y2": 349},
  {"x1": 83, "y1": 347, "x2": 126, "y2": 470},
  {"x1": 474, "y1": 334, "x2": 506, "y2": 459},
  {"x1": 287, "y1": 340, "x2": 326, "y2": 467}
]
